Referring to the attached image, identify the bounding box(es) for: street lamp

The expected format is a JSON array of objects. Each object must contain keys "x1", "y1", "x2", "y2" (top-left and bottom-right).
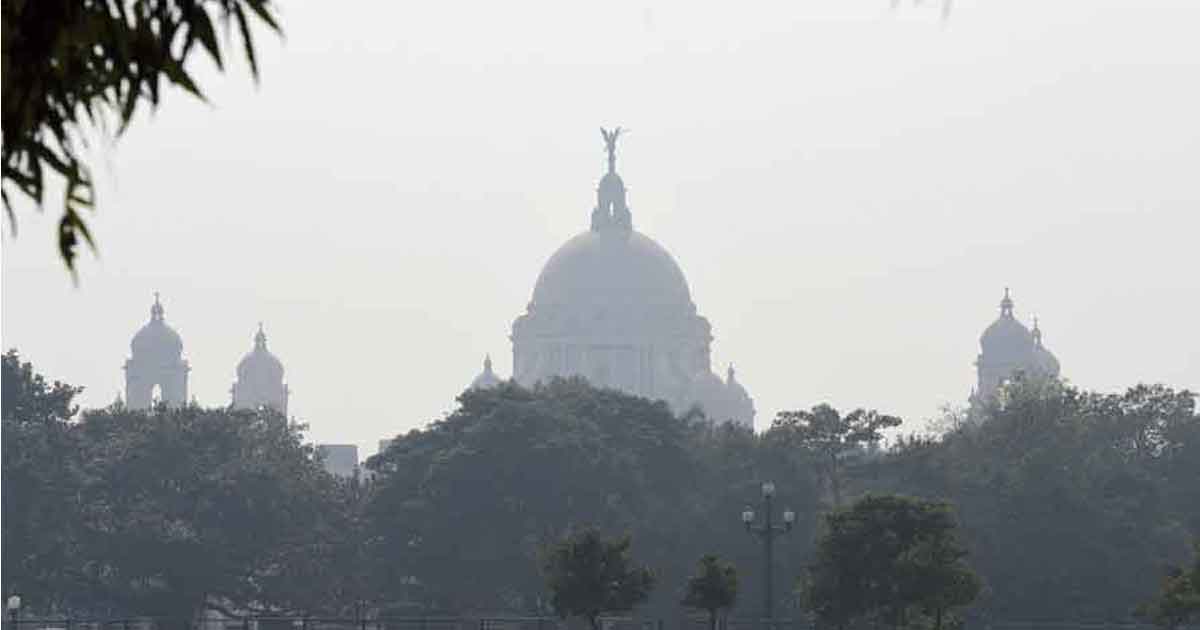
[
  {"x1": 6, "y1": 595, "x2": 21, "y2": 630},
  {"x1": 743, "y1": 482, "x2": 795, "y2": 629}
]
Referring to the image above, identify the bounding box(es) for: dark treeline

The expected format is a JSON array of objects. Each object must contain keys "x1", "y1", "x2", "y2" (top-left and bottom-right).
[{"x1": 3, "y1": 349, "x2": 1197, "y2": 623}]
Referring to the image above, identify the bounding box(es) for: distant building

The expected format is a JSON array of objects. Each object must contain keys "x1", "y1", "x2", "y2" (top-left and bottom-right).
[
  {"x1": 971, "y1": 288, "x2": 1061, "y2": 407},
  {"x1": 316, "y1": 444, "x2": 359, "y2": 478},
  {"x1": 125, "y1": 293, "x2": 190, "y2": 409},
  {"x1": 231, "y1": 323, "x2": 289, "y2": 415},
  {"x1": 473, "y1": 128, "x2": 755, "y2": 427}
]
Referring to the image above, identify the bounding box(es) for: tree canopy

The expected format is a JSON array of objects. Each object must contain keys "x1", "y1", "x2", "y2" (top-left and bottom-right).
[
  {"x1": 772, "y1": 404, "x2": 901, "y2": 508},
  {"x1": 540, "y1": 528, "x2": 656, "y2": 630},
  {"x1": 802, "y1": 494, "x2": 980, "y2": 629},
  {"x1": 1, "y1": 0, "x2": 279, "y2": 273},
  {"x1": 1, "y1": 350, "x2": 344, "y2": 619},
  {"x1": 5, "y1": 350, "x2": 1198, "y2": 624},
  {"x1": 682, "y1": 554, "x2": 739, "y2": 630}
]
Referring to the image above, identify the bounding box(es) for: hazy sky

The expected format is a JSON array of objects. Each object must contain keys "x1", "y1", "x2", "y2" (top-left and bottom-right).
[{"x1": 3, "y1": 0, "x2": 1198, "y2": 456}]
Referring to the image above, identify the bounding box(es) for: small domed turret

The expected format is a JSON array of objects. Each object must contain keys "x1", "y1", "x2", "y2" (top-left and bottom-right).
[
  {"x1": 980, "y1": 288, "x2": 1034, "y2": 361},
  {"x1": 237, "y1": 323, "x2": 284, "y2": 382},
  {"x1": 131, "y1": 293, "x2": 184, "y2": 363},
  {"x1": 725, "y1": 365, "x2": 756, "y2": 428},
  {"x1": 469, "y1": 355, "x2": 503, "y2": 390},
  {"x1": 1031, "y1": 317, "x2": 1061, "y2": 377},
  {"x1": 232, "y1": 323, "x2": 288, "y2": 415},
  {"x1": 125, "y1": 293, "x2": 189, "y2": 409}
]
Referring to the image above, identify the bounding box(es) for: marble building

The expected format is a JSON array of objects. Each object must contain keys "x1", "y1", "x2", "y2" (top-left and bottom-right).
[{"x1": 469, "y1": 128, "x2": 755, "y2": 427}]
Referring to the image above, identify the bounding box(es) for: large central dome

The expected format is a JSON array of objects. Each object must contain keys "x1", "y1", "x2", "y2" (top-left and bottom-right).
[
  {"x1": 501, "y1": 127, "x2": 755, "y2": 428},
  {"x1": 531, "y1": 229, "x2": 693, "y2": 308}
]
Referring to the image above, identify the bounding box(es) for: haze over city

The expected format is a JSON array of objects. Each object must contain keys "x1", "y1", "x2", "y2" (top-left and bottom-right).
[{"x1": 3, "y1": 0, "x2": 1197, "y2": 456}]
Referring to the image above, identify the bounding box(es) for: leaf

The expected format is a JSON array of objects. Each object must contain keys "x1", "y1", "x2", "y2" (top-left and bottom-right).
[
  {"x1": 188, "y1": 5, "x2": 224, "y2": 69},
  {"x1": 233, "y1": 4, "x2": 259, "y2": 80}
]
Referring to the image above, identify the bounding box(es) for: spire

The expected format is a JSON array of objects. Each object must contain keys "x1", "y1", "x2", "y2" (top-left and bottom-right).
[
  {"x1": 1032, "y1": 316, "x2": 1044, "y2": 347},
  {"x1": 254, "y1": 322, "x2": 267, "y2": 350},
  {"x1": 727, "y1": 364, "x2": 737, "y2": 383},
  {"x1": 151, "y1": 291, "x2": 164, "y2": 321},
  {"x1": 1000, "y1": 287, "x2": 1014, "y2": 317},
  {"x1": 483, "y1": 354, "x2": 494, "y2": 374},
  {"x1": 592, "y1": 126, "x2": 632, "y2": 232}
]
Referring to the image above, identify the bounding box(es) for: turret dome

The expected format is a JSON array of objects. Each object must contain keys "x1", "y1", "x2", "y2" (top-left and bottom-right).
[
  {"x1": 980, "y1": 288, "x2": 1034, "y2": 361},
  {"x1": 1031, "y1": 318, "x2": 1061, "y2": 376},
  {"x1": 470, "y1": 355, "x2": 503, "y2": 390},
  {"x1": 237, "y1": 324, "x2": 284, "y2": 382},
  {"x1": 131, "y1": 294, "x2": 184, "y2": 363}
]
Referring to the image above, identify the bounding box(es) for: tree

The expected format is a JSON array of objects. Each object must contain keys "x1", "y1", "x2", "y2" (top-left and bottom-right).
[
  {"x1": 682, "y1": 555, "x2": 738, "y2": 630},
  {"x1": 772, "y1": 404, "x2": 901, "y2": 508},
  {"x1": 2, "y1": 0, "x2": 280, "y2": 273},
  {"x1": 878, "y1": 378, "x2": 1199, "y2": 620},
  {"x1": 366, "y1": 378, "x2": 698, "y2": 613},
  {"x1": 72, "y1": 404, "x2": 333, "y2": 620},
  {"x1": 539, "y1": 528, "x2": 655, "y2": 630},
  {"x1": 801, "y1": 494, "x2": 979, "y2": 630},
  {"x1": 1, "y1": 350, "x2": 86, "y2": 612},
  {"x1": 1140, "y1": 542, "x2": 1200, "y2": 628}
]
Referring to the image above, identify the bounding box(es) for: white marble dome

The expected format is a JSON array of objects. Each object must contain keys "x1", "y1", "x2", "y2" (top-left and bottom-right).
[{"x1": 531, "y1": 229, "x2": 693, "y2": 309}]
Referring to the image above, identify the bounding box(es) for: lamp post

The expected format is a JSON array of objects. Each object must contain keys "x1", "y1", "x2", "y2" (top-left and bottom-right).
[
  {"x1": 742, "y1": 482, "x2": 795, "y2": 630},
  {"x1": 6, "y1": 595, "x2": 21, "y2": 630}
]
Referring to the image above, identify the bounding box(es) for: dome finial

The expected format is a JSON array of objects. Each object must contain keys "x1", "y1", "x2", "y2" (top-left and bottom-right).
[
  {"x1": 255, "y1": 322, "x2": 267, "y2": 349},
  {"x1": 593, "y1": 126, "x2": 632, "y2": 232},
  {"x1": 727, "y1": 364, "x2": 736, "y2": 383},
  {"x1": 601, "y1": 126, "x2": 623, "y2": 174},
  {"x1": 484, "y1": 354, "x2": 493, "y2": 373},
  {"x1": 151, "y1": 291, "x2": 164, "y2": 320},
  {"x1": 1032, "y1": 315, "x2": 1043, "y2": 347},
  {"x1": 1000, "y1": 287, "x2": 1014, "y2": 317}
]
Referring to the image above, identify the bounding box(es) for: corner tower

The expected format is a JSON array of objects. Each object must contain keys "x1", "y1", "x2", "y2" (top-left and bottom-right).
[
  {"x1": 125, "y1": 293, "x2": 189, "y2": 409},
  {"x1": 973, "y1": 288, "x2": 1060, "y2": 404},
  {"x1": 232, "y1": 323, "x2": 289, "y2": 415}
]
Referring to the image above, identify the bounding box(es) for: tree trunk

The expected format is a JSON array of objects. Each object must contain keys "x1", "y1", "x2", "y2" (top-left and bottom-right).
[
  {"x1": 934, "y1": 608, "x2": 943, "y2": 630},
  {"x1": 708, "y1": 610, "x2": 716, "y2": 630},
  {"x1": 829, "y1": 453, "x2": 843, "y2": 508}
]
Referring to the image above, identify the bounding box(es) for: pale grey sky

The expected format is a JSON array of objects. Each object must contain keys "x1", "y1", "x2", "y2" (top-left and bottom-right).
[{"x1": 3, "y1": 0, "x2": 1198, "y2": 456}]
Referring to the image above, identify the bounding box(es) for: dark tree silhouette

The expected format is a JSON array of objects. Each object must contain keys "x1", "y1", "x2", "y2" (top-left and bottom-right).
[{"x1": 1, "y1": 0, "x2": 279, "y2": 273}]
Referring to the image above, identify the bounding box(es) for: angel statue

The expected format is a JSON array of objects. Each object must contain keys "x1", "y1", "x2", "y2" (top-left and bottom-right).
[{"x1": 600, "y1": 126, "x2": 623, "y2": 173}]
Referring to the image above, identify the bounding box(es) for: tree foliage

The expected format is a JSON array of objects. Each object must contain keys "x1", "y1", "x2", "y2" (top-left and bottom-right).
[
  {"x1": 801, "y1": 494, "x2": 980, "y2": 630},
  {"x1": 1, "y1": 350, "x2": 345, "y2": 619},
  {"x1": 1140, "y1": 542, "x2": 1200, "y2": 628},
  {"x1": 773, "y1": 404, "x2": 901, "y2": 508},
  {"x1": 2, "y1": 350, "x2": 86, "y2": 610},
  {"x1": 1, "y1": 0, "x2": 279, "y2": 272},
  {"x1": 539, "y1": 528, "x2": 656, "y2": 630},
  {"x1": 877, "y1": 379, "x2": 1199, "y2": 621},
  {"x1": 7, "y1": 349, "x2": 1198, "y2": 623},
  {"x1": 682, "y1": 555, "x2": 738, "y2": 630},
  {"x1": 366, "y1": 378, "x2": 823, "y2": 615}
]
